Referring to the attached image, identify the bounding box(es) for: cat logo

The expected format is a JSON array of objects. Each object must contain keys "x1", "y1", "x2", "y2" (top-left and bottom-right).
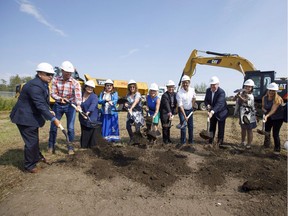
[
  {"x1": 207, "y1": 59, "x2": 222, "y2": 64},
  {"x1": 278, "y1": 83, "x2": 287, "y2": 90},
  {"x1": 96, "y1": 79, "x2": 106, "y2": 85}
]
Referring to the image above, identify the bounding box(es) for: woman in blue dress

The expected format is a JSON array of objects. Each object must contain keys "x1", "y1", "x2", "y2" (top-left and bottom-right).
[
  {"x1": 79, "y1": 80, "x2": 99, "y2": 148},
  {"x1": 99, "y1": 79, "x2": 120, "y2": 142},
  {"x1": 146, "y1": 83, "x2": 161, "y2": 140}
]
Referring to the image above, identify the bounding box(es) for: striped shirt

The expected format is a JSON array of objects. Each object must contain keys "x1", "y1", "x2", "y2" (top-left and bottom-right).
[{"x1": 51, "y1": 76, "x2": 82, "y2": 105}]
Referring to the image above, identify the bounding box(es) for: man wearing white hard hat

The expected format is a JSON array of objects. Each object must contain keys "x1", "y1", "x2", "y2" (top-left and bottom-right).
[
  {"x1": 48, "y1": 61, "x2": 82, "y2": 155},
  {"x1": 99, "y1": 79, "x2": 120, "y2": 142},
  {"x1": 160, "y1": 80, "x2": 177, "y2": 144},
  {"x1": 10, "y1": 62, "x2": 61, "y2": 173},
  {"x1": 176, "y1": 75, "x2": 196, "y2": 145},
  {"x1": 204, "y1": 76, "x2": 228, "y2": 146},
  {"x1": 261, "y1": 82, "x2": 284, "y2": 154}
]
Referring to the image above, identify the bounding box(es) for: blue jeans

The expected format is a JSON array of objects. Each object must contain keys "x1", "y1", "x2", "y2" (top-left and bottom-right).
[
  {"x1": 178, "y1": 108, "x2": 194, "y2": 144},
  {"x1": 48, "y1": 103, "x2": 76, "y2": 150}
]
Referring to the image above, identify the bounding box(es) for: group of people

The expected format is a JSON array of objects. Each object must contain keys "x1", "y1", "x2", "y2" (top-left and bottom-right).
[{"x1": 10, "y1": 61, "x2": 286, "y2": 173}]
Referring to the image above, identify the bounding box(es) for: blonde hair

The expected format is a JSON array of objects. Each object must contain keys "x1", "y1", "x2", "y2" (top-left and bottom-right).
[{"x1": 266, "y1": 90, "x2": 283, "y2": 105}]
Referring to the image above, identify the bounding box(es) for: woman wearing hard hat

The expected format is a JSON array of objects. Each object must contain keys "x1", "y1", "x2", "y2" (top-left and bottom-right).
[
  {"x1": 125, "y1": 79, "x2": 144, "y2": 143},
  {"x1": 79, "y1": 80, "x2": 99, "y2": 148},
  {"x1": 146, "y1": 83, "x2": 161, "y2": 142},
  {"x1": 10, "y1": 62, "x2": 61, "y2": 173},
  {"x1": 99, "y1": 79, "x2": 120, "y2": 142},
  {"x1": 234, "y1": 79, "x2": 257, "y2": 149},
  {"x1": 261, "y1": 82, "x2": 284, "y2": 154}
]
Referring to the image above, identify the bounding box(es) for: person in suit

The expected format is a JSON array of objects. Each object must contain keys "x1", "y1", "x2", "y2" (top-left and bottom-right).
[
  {"x1": 204, "y1": 76, "x2": 228, "y2": 146},
  {"x1": 10, "y1": 63, "x2": 61, "y2": 173},
  {"x1": 160, "y1": 80, "x2": 177, "y2": 144}
]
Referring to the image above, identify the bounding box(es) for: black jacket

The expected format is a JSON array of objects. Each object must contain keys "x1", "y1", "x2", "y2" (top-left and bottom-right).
[{"x1": 10, "y1": 76, "x2": 54, "y2": 127}]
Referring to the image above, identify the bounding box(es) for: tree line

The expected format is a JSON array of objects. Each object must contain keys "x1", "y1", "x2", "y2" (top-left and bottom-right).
[{"x1": 0, "y1": 75, "x2": 32, "y2": 92}]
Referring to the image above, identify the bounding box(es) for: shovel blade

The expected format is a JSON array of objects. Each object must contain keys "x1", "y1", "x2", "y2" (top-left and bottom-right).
[
  {"x1": 199, "y1": 130, "x2": 213, "y2": 140},
  {"x1": 257, "y1": 129, "x2": 270, "y2": 136}
]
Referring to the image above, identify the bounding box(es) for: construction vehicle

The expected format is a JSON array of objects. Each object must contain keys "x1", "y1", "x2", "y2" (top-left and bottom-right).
[
  {"x1": 179, "y1": 49, "x2": 288, "y2": 114},
  {"x1": 83, "y1": 74, "x2": 148, "y2": 98}
]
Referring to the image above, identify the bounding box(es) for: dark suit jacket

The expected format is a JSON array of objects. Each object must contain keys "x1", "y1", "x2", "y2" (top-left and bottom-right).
[
  {"x1": 10, "y1": 76, "x2": 54, "y2": 127},
  {"x1": 160, "y1": 91, "x2": 177, "y2": 116},
  {"x1": 204, "y1": 87, "x2": 228, "y2": 121}
]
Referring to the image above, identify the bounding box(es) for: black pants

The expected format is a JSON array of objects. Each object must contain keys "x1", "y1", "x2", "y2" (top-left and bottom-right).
[
  {"x1": 265, "y1": 118, "x2": 283, "y2": 151},
  {"x1": 209, "y1": 115, "x2": 226, "y2": 143},
  {"x1": 161, "y1": 115, "x2": 171, "y2": 143},
  {"x1": 80, "y1": 124, "x2": 98, "y2": 148},
  {"x1": 17, "y1": 124, "x2": 42, "y2": 171}
]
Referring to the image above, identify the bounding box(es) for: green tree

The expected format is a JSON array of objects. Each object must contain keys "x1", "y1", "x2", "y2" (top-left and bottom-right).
[
  {"x1": 0, "y1": 79, "x2": 8, "y2": 91},
  {"x1": 8, "y1": 75, "x2": 33, "y2": 92},
  {"x1": 194, "y1": 82, "x2": 207, "y2": 93}
]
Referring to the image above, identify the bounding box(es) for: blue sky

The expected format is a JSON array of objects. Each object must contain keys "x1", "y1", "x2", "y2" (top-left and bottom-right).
[{"x1": 0, "y1": 0, "x2": 287, "y2": 96}]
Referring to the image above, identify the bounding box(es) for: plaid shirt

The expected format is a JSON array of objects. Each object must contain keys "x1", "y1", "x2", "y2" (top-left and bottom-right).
[{"x1": 51, "y1": 76, "x2": 82, "y2": 106}]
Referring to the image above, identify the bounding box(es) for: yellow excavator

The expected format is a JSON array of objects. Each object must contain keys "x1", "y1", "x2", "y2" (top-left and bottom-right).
[{"x1": 179, "y1": 49, "x2": 287, "y2": 107}]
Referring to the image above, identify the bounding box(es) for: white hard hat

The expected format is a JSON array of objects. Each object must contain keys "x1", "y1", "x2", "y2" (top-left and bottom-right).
[
  {"x1": 85, "y1": 80, "x2": 95, "y2": 88},
  {"x1": 181, "y1": 75, "x2": 190, "y2": 82},
  {"x1": 267, "y1": 82, "x2": 279, "y2": 91},
  {"x1": 284, "y1": 140, "x2": 288, "y2": 150},
  {"x1": 105, "y1": 79, "x2": 114, "y2": 85},
  {"x1": 209, "y1": 76, "x2": 220, "y2": 85},
  {"x1": 36, "y1": 62, "x2": 55, "y2": 74},
  {"x1": 243, "y1": 79, "x2": 255, "y2": 87},
  {"x1": 149, "y1": 83, "x2": 159, "y2": 91},
  {"x1": 128, "y1": 79, "x2": 136, "y2": 85},
  {"x1": 60, "y1": 61, "x2": 75, "y2": 73},
  {"x1": 166, "y1": 80, "x2": 175, "y2": 86}
]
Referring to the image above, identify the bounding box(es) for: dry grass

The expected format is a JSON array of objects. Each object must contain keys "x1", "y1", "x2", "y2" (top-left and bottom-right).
[{"x1": 0, "y1": 111, "x2": 287, "y2": 201}]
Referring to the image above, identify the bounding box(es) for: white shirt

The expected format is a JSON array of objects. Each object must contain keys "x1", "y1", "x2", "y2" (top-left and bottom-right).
[{"x1": 176, "y1": 87, "x2": 196, "y2": 110}]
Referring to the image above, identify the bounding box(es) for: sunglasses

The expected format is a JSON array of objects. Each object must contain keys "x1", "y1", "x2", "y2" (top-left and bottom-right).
[{"x1": 43, "y1": 72, "x2": 54, "y2": 77}]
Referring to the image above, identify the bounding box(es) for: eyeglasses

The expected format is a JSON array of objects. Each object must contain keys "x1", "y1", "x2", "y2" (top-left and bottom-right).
[{"x1": 43, "y1": 72, "x2": 54, "y2": 77}]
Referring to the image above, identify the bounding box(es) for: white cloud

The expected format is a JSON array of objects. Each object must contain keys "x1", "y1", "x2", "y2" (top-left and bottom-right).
[
  {"x1": 119, "y1": 48, "x2": 140, "y2": 58},
  {"x1": 18, "y1": 0, "x2": 66, "y2": 37}
]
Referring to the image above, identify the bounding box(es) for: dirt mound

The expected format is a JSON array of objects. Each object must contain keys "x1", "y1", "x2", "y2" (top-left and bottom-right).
[{"x1": 195, "y1": 149, "x2": 287, "y2": 194}]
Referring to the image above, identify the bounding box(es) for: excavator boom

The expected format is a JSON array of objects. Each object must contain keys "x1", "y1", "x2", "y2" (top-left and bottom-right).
[{"x1": 183, "y1": 49, "x2": 257, "y2": 78}]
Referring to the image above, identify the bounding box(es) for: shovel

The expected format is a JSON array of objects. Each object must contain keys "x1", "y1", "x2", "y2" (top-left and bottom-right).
[
  {"x1": 257, "y1": 114, "x2": 270, "y2": 136},
  {"x1": 199, "y1": 116, "x2": 213, "y2": 140},
  {"x1": 58, "y1": 123, "x2": 73, "y2": 150},
  {"x1": 176, "y1": 111, "x2": 193, "y2": 129},
  {"x1": 65, "y1": 100, "x2": 88, "y2": 119},
  {"x1": 66, "y1": 100, "x2": 101, "y2": 127}
]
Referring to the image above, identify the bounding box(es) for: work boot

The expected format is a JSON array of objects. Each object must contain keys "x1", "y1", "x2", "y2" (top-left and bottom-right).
[{"x1": 263, "y1": 134, "x2": 271, "y2": 148}]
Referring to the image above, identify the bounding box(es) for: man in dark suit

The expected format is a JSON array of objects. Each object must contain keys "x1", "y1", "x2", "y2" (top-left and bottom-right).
[
  {"x1": 204, "y1": 76, "x2": 228, "y2": 146},
  {"x1": 10, "y1": 63, "x2": 61, "y2": 173}
]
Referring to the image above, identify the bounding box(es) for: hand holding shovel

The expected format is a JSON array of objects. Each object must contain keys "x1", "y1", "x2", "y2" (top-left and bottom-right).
[
  {"x1": 257, "y1": 114, "x2": 270, "y2": 136},
  {"x1": 176, "y1": 111, "x2": 193, "y2": 129},
  {"x1": 199, "y1": 115, "x2": 213, "y2": 140}
]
